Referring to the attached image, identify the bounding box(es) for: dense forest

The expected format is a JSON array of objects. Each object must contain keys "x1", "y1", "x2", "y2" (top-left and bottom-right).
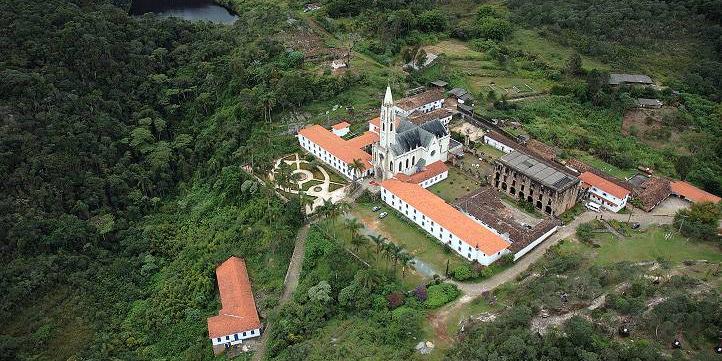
[
  {"x1": 2, "y1": 0, "x2": 721, "y2": 360},
  {"x1": 0, "y1": 0, "x2": 358, "y2": 358}
]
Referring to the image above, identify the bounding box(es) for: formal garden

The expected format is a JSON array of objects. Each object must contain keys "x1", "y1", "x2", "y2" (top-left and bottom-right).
[{"x1": 270, "y1": 153, "x2": 348, "y2": 212}]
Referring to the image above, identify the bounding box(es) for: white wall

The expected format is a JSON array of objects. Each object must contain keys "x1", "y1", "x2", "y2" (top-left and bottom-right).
[
  {"x1": 419, "y1": 170, "x2": 448, "y2": 188},
  {"x1": 394, "y1": 99, "x2": 444, "y2": 118},
  {"x1": 380, "y1": 187, "x2": 506, "y2": 266},
  {"x1": 211, "y1": 327, "x2": 262, "y2": 346},
  {"x1": 332, "y1": 127, "x2": 350, "y2": 137},
  {"x1": 513, "y1": 226, "x2": 558, "y2": 261},
  {"x1": 483, "y1": 135, "x2": 514, "y2": 154},
  {"x1": 587, "y1": 186, "x2": 628, "y2": 213}
]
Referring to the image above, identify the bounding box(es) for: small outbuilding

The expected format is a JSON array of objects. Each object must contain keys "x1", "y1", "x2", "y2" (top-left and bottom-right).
[
  {"x1": 636, "y1": 98, "x2": 663, "y2": 109},
  {"x1": 608, "y1": 73, "x2": 654, "y2": 86}
]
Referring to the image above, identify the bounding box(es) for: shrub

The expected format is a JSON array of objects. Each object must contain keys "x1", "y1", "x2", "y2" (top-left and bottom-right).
[
  {"x1": 452, "y1": 264, "x2": 474, "y2": 281},
  {"x1": 386, "y1": 292, "x2": 405, "y2": 309},
  {"x1": 425, "y1": 283, "x2": 460, "y2": 309},
  {"x1": 413, "y1": 285, "x2": 428, "y2": 302},
  {"x1": 576, "y1": 222, "x2": 595, "y2": 243}
]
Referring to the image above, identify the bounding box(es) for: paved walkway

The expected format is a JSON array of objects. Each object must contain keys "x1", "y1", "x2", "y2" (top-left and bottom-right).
[
  {"x1": 252, "y1": 224, "x2": 309, "y2": 361},
  {"x1": 428, "y1": 199, "x2": 685, "y2": 343}
]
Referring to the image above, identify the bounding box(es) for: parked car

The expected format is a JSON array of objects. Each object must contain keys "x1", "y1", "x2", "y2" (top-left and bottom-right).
[
  {"x1": 631, "y1": 222, "x2": 641, "y2": 229},
  {"x1": 378, "y1": 212, "x2": 388, "y2": 219},
  {"x1": 372, "y1": 206, "x2": 381, "y2": 212},
  {"x1": 585, "y1": 202, "x2": 601, "y2": 212}
]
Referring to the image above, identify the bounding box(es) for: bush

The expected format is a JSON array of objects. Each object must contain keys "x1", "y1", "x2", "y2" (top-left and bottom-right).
[
  {"x1": 452, "y1": 264, "x2": 475, "y2": 281},
  {"x1": 413, "y1": 285, "x2": 428, "y2": 302},
  {"x1": 425, "y1": 283, "x2": 460, "y2": 309},
  {"x1": 576, "y1": 222, "x2": 595, "y2": 243},
  {"x1": 386, "y1": 291, "x2": 405, "y2": 309}
]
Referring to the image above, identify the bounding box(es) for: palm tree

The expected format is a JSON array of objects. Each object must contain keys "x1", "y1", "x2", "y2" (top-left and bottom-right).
[
  {"x1": 369, "y1": 234, "x2": 387, "y2": 255},
  {"x1": 348, "y1": 158, "x2": 365, "y2": 186},
  {"x1": 400, "y1": 253, "x2": 415, "y2": 278},
  {"x1": 350, "y1": 233, "x2": 368, "y2": 254},
  {"x1": 344, "y1": 217, "x2": 363, "y2": 241},
  {"x1": 297, "y1": 191, "x2": 314, "y2": 216}
]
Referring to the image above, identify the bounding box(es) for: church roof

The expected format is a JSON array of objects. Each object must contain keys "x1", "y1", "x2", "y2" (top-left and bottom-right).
[{"x1": 390, "y1": 119, "x2": 448, "y2": 156}]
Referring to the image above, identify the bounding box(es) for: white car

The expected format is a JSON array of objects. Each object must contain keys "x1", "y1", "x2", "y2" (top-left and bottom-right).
[
  {"x1": 378, "y1": 212, "x2": 388, "y2": 219},
  {"x1": 585, "y1": 202, "x2": 601, "y2": 212}
]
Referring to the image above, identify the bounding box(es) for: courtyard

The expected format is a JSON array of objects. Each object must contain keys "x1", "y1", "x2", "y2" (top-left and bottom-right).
[{"x1": 271, "y1": 153, "x2": 348, "y2": 213}]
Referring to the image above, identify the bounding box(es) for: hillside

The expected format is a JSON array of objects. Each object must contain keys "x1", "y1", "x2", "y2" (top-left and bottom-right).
[{"x1": 1, "y1": 0, "x2": 720, "y2": 360}]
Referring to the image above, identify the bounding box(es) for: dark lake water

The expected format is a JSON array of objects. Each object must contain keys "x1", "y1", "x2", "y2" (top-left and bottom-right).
[{"x1": 130, "y1": 0, "x2": 238, "y2": 24}]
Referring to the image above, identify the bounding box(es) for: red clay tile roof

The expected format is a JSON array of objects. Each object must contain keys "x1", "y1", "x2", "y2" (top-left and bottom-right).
[
  {"x1": 579, "y1": 171, "x2": 631, "y2": 199},
  {"x1": 395, "y1": 90, "x2": 445, "y2": 111},
  {"x1": 332, "y1": 121, "x2": 350, "y2": 130},
  {"x1": 526, "y1": 139, "x2": 558, "y2": 162},
  {"x1": 369, "y1": 117, "x2": 380, "y2": 128},
  {"x1": 408, "y1": 108, "x2": 453, "y2": 125},
  {"x1": 394, "y1": 161, "x2": 448, "y2": 184},
  {"x1": 381, "y1": 179, "x2": 510, "y2": 255},
  {"x1": 633, "y1": 176, "x2": 671, "y2": 211},
  {"x1": 346, "y1": 131, "x2": 379, "y2": 149},
  {"x1": 298, "y1": 124, "x2": 372, "y2": 171},
  {"x1": 670, "y1": 181, "x2": 721, "y2": 204},
  {"x1": 207, "y1": 257, "x2": 261, "y2": 339}
]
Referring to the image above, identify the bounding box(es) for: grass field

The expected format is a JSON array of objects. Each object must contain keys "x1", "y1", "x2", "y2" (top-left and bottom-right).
[
  {"x1": 573, "y1": 152, "x2": 636, "y2": 179},
  {"x1": 351, "y1": 202, "x2": 467, "y2": 276},
  {"x1": 508, "y1": 29, "x2": 609, "y2": 70},
  {"x1": 428, "y1": 167, "x2": 481, "y2": 203},
  {"x1": 593, "y1": 227, "x2": 722, "y2": 265}
]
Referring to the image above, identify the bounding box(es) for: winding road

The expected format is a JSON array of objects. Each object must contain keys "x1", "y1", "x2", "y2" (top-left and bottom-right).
[{"x1": 427, "y1": 197, "x2": 686, "y2": 343}]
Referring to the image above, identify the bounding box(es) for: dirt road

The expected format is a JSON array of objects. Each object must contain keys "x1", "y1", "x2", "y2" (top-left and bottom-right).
[{"x1": 252, "y1": 224, "x2": 309, "y2": 361}]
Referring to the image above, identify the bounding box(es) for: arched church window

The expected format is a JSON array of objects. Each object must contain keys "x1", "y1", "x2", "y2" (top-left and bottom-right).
[
  {"x1": 431, "y1": 150, "x2": 436, "y2": 156},
  {"x1": 412, "y1": 156, "x2": 415, "y2": 165},
  {"x1": 390, "y1": 122, "x2": 393, "y2": 131},
  {"x1": 382, "y1": 123, "x2": 385, "y2": 131},
  {"x1": 405, "y1": 159, "x2": 409, "y2": 169}
]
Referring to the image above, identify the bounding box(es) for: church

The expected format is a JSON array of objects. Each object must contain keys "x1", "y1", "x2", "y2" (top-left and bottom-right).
[
  {"x1": 298, "y1": 86, "x2": 455, "y2": 187},
  {"x1": 370, "y1": 86, "x2": 451, "y2": 185}
]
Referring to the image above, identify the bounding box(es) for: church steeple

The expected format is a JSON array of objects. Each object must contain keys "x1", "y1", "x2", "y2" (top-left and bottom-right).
[
  {"x1": 383, "y1": 84, "x2": 393, "y2": 105},
  {"x1": 380, "y1": 85, "x2": 396, "y2": 149}
]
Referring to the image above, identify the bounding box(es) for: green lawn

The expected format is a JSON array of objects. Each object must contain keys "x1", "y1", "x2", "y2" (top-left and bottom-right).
[
  {"x1": 593, "y1": 227, "x2": 722, "y2": 265},
  {"x1": 475, "y1": 143, "x2": 506, "y2": 159},
  {"x1": 573, "y1": 152, "x2": 636, "y2": 179},
  {"x1": 352, "y1": 202, "x2": 468, "y2": 276},
  {"x1": 428, "y1": 167, "x2": 481, "y2": 203},
  {"x1": 508, "y1": 29, "x2": 609, "y2": 70}
]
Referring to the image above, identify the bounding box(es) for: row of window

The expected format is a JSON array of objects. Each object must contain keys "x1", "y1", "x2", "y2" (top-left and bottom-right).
[
  {"x1": 381, "y1": 189, "x2": 482, "y2": 261},
  {"x1": 216, "y1": 329, "x2": 257, "y2": 343}
]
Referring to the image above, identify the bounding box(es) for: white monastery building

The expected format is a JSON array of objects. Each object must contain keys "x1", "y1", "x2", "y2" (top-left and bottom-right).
[
  {"x1": 380, "y1": 179, "x2": 511, "y2": 266},
  {"x1": 297, "y1": 124, "x2": 375, "y2": 180},
  {"x1": 208, "y1": 257, "x2": 262, "y2": 354},
  {"x1": 482, "y1": 131, "x2": 516, "y2": 154},
  {"x1": 579, "y1": 171, "x2": 631, "y2": 212},
  {"x1": 297, "y1": 86, "x2": 555, "y2": 266}
]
